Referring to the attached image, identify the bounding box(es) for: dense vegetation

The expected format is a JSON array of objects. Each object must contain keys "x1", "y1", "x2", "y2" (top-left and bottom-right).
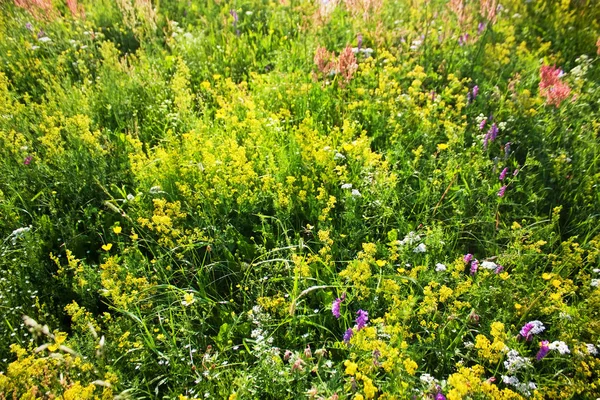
[{"x1": 1, "y1": 0, "x2": 600, "y2": 398}]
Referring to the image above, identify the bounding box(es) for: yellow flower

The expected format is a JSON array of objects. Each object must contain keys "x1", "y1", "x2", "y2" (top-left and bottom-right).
[
  {"x1": 403, "y1": 358, "x2": 418, "y2": 375},
  {"x1": 437, "y1": 143, "x2": 448, "y2": 151},
  {"x1": 182, "y1": 293, "x2": 195, "y2": 306},
  {"x1": 102, "y1": 243, "x2": 112, "y2": 251},
  {"x1": 344, "y1": 360, "x2": 358, "y2": 376},
  {"x1": 113, "y1": 226, "x2": 122, "y2": 234},
  {"x1": 542, "y1": 273, "x2": 553, "y2": 280},
  {"x1": 514, "y1": 303, "x2": 522, "y2": 310}
]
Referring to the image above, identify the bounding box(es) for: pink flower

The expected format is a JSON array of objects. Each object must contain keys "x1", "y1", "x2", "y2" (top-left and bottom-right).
[
  {"x1": 24, "y1": 155, "x2": 33, "y2": 165},
  {"x1": 520, "y1": 320, "x2": 545, "y2": 341},
  {"x1": 499, "y1": 167, "x2": 508, "y2": 181},
  {"x1": 539, "y1": 65, "x2": 571, "y2": 107},
  {"x1": 470, "y1": 259, "x2": 479, "y2": 275},
  {"x1": 497, "y1": 185, "x2": 507, "y2": 197},
  {"x1": 464, "y1": 253, "x2": 473, "y2": 264},
  {"x1": 332, "y1": 297, "x2": 342, "y2": 319}
]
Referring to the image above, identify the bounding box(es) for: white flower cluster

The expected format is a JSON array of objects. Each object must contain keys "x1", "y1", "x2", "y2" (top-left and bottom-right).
[
  {"x1": 502, "y1": 375, "x2": 537, "y2": 397},
  {"x1": 548, "y1": 341, "x2": 570, "y2": 354},
  {"x1": 8, "y1": 226, "x2": 31, "y2": 245},
  {"x1": 504, "y1": 349, "x2": 532, "y2": 374}
]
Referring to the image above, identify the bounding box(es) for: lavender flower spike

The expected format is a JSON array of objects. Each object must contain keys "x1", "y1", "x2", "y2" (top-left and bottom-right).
[
  {"x1": 332, "y1": 298, "x2": 342, "y2": 319},
  {"x1": 343, "y1": 328, "x2": 354, "y2": 344},
  {"x1": 499, "y1": 167, "x2": 508, "y2": 181},
  {"x1": 356, "y1": 309, "x2": 369, "y2": 330},
  {"x1": 464, "y1": 253, "x2": 473, "y2": 264},
  {"x1": 498, "y1": 185, "x2": 507, "y2": 197},
  {"x1": 536, "y1": 340, "x2": 550, "y2": 360}
]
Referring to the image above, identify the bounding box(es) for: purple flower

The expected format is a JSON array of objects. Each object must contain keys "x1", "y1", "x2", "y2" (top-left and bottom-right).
[
  {"x1": 343, "y1": 328, "x2": 354, "y2": 344},
  {"x1": 332, "y1": 298, "x2": 342, "y2": 319},
  {"x1": 497, "y1": 185, "x2": 507, "y2": 197},
  {"x1": 472, "y1": 85, "x2": 479, "y2": 99},
  {"x1": 37, "y1": 29, "x2": 45, "y2": 39},
  {"x1": 513, "y1": 168, "x2": 519, "y2": 176},
  {"x1": 24, "y1": 155, "x2": 33, "y2": 165},
  {"x1": 499, "y1": 167, "x2": 508, "y2": 181},
  {"x1": 357, "y1": 33, "x2": 363, "y2": 50},
  {"x1": 478, "y1": 22, "x2": 486, "y2": 35},
  {"x1": 470, "y1": 259, "x2": 479, "y2": 275},
  {"x1": 520, "y1": 320, "x2": 545, "y2": 341},
  {"x1": 488, "y1": 123, "x2": 499, "y2": 141},
  {"x1": 25, "y1": 22, "x2": 33, "y2": 31},
  {"x1": 494, "y1": 265, "x2": 504, "y2": 274},
  {"x1": 458, "y1": 33, "x2": 469, "y2": 46},
  {"x1": 356, "y1": 309, "x2": 369, "y2": 330},
  {"x1": 479, "y1": 117, "x2": 487, "y2": 130},
  {"x1": 464, "y1": 253, "x2": 473, "y2": 264},
  {"x1": 435, "y1": 392, "x2": 447, "y2": 400},
  {"x1": 504, "y1": 142, "x2": 511, "y2": 158},
  {"x1": 536, "y1": 340, "x2": 550, "y2": 360},
  {"x1": 229, "y1": 9, "x2": 238, "y2": 24}
]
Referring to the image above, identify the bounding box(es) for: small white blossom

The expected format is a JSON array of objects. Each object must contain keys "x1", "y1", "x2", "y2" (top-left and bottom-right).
[
  {"x1": 341, "y1": 183, "x2": 353, "y2": 190},
  {"x1": 481, "y1": 261, "x2": 497, "y2": 270},
  {"x1": 435, "y1": 263, "x2": 447, "y2": 272},
  {"x1": 548, "y1": 341, "x2": 570, "y2": 354},
  {"x1": 413, "y1": 243, "x2": 426, "y2": 253},
  {"x1": 585, "y1": 344, "x2": 598, "y2": 355},
  {"x1": 591, "y1": 279, "x2": 599, "y2": 287},
  {"x1": 351, "y1": 189, "x2": 362, "y2": 197}
]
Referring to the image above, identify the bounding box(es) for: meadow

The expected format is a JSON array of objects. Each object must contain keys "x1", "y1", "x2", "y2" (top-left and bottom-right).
[{"x1": 0, "y1": 0, "x2": 600, "y2": 398}]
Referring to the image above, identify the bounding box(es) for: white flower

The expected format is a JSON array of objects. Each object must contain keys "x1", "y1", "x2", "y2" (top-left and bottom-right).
[
  {"x1": 38, "y1": 36, "x2": 51, "y2": 43},
  {"x1": 591, "y1": 279, "x2": 600, "y2": 287},
  {"x1": 399, "y1": 231, "x2": 421, "y2": 246},
  {"x1": 548, "y1": 341, "x2": 570, "y2": 354},
  {"x1": 9, "y1": 226, "x2": 31, "y2": 245},
  {"x1": 351, "y1": 189, "x2": 362, "y2": 197},
  {"x1": 333, "y1": 152, "x2": 346, "y2": 160},
  {"x1": 419, "y1": 373, "x2": 435, "y2": 385},
  {"x1": 502, "y1": 375, "x2": 519, "y2": 386},
  {"x1": 149, "y1": 186, "x2": 163, "y2": 194},
  {"x1": 413, "y1": 243, "x2": 426, "y2": 253},
  {"x1": 341, "y1": 183, "x2": 353, "y2": 190},
  {"x1": 481, "y1": 261, "x2": 497, "y2": 270},
  {"x1": 592, "y1": 268, "x2": 600, "y2": 274},
  {"x1": 585, "y1": 344, "x2": 598, "y2": 355},
  {"x1": 504, "y1": 349, "x2": 531, "y2": 374},
  {"x1": 435, "y1": 263, "x2": 447, "y2": 272}
]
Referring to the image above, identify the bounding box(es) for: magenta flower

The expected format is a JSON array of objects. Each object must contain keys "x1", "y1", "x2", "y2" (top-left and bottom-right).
[
  {"x1": 343, "y1": 328, "x2": 354, "y2": 344},
  {"x1": 356, "y1": 309, "x2": 369, "y2": 330},
  {"x1": 464, "y1": 253, "x2": 473, "y2": 264},
  {"x1": 470, "y1": 259, "x2": 479, "y2": 275},
  {"x1": 332, "y1": 297, "x2": 342, "y2": 319},
  {"x1": 520, "y1": 320, "x2": 545, "y2": 341},
  {"x1": 472, "y1": 85, "x2": 479, "y2": 99},
  {"x1": 479, "y1": 117, "x2": 487, "y2": 130},
  {"x1": 536, "y1": 340, "x2": 550, "y2": 360},
  {"x1": 513, "y1": 169, "x2": 519, "y2": 176},
  {"x1": 24, "y1": 155, "x2": 33, "y2": 165},
  {"x1": 499, "y1": 167, "x2": 508, "y2": 181},
  {"x1": 494, "y1": 265, "x2": 504, "y2": 274},
  {"x1": 435, "y1": 392, "x2": 447, "y2": 400},
  {"x1": 497, "y1": 185, "x2": 507, "y2": 197},
  {"x1": 478, "y1": 22, "x2": 486, "y2": 34}
]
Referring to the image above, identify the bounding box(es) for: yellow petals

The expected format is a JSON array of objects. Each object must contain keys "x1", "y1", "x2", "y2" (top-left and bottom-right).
[{"x1": 101, "y1": 243, "x2": 113, "y2": 251}]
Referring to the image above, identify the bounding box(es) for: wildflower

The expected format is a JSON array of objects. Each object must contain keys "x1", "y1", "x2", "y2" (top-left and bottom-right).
[
  {"x1": 478, "y1": 22, "x2": 486, "y2": 34},
  {"x1": 26, "y1": 22, "x2": 33, "y2": 31},
  {"x1": 351, "y1": 189, "x2": 362, "y2": 197},
  {"x1": 458, "y1": 32, "x2": 469, "y2": 46},
  {"x1": 513, "y1": 168, "x2": 519, "y2": 176},
  {"x1": 283, "y1": 349, "x2": 293, "y2": 361},
  {"x1": 343, "y1": 328, "x2": 354, "y2": 343},
  {"x1": 332, "y1": 297, "x2": 343, "y2": 319},
  {"x1": 494, "y1": 265, "x2": 504, "y2": 274},
  {"x1": 113, "y1": 226, "x2": 122, "y2": 234},
  {"x1": 481, "y1": 261, "x2": 497, "y2": 270},
  {"x1": 24, "y1": 155, "x2": 33, "y2": 165},
  {"x1": 472, "y1": 85, "x2": 479, "y2": 99},
  {"x1": 413, "y1": 243, "x2": 427, "y2": 253},
  {"x1": 497, "y1": 185, "x2": 507, "y2": 197},
  {"x1": 101, "y1": 243, "x2": 113, "y2": 251},
  {"x1": 314, "y1": 46, "x2": 336, "y2": 75},
  {"x1": 499, "y1": 167, "x2": 508, "y2": 181},
  {"x1": 536, "y1": 340, "x2": 550, "y2": 360},
  {"x1": 435, "y1": 263, "x2": 447, "y2": 272},
  {"x1": 356, "y1": 310, "x2": 368, "y2": 330},
  {"x1": 304, "y1": 345, "x2": 312, "y2": 358},
  {"x1": 504, "y1": 349, "x2": 531, "y2": 373},
  {"x1": 591, "y1": 279, "x2": 599, "y2": 287},
  {"x1": 9, "y1": 226, "x2": 31, "y2": 245},
  {"x1": 548, "y1": 341, "x2": 570, "y2": 354},
  {"x1": 38, "y1": 36, "x2": 51, "y2": 43},
  {"x1": 292, "y1": 358, "x2": 305, "y2": 371},
  {"x1": 182, "y1": 293, "x2": 195, "y2": 306},
  {"x1": 480, "y1": 0, "x2": 498, "y2": 24},
  {"x1": 470, "y1": 259, "x2": 479, "y2": 275},
  {"x1": 341, "y1": 183, "x2": 353, "y2": 189},
  {"x1": 478, "y1": 116, "x2": 487, "y2": 131},
  {"x1": 435, "y1": 392, "x2": 447, "y2": 400},
  {"x1": 585, "y1": 344, "x2": 598, "y2": 355},
  {"x1": 539, "y1": 65, "x2": 571, "y2": 107},
  {"x1": 357, "y1": 32, "x2": 363, "y2": 50},
  {"x1": 464, "y1": 253, "x2": 473, "y2": 264},
  {"x1": 504, "y1": 142, "x2": 511, "y2": 158},
  {"x1": 338, "y1": 45, "x2": 358, "y2": 83},
  {"x1": 519, "y1": 321, "x2": 545, "y2": 341}
]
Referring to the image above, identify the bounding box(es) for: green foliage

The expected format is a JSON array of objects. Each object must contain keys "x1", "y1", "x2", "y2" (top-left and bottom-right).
[{"x1": 0, "y1": 0, "x2": 599, "y2": 399}]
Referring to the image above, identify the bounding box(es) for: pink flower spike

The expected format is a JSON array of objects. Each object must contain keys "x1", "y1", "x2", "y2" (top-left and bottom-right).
[
  {"x1": 499, "y1": 167, "x2": 508, "y2": 181},
  {"x1": 497, "y1": 185, "x2": 507, "y2": 197}
]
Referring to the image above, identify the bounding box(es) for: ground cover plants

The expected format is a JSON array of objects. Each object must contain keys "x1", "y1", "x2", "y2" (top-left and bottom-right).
[{"x1": 0, "y1": 0, "x2": 599, "y2": 398}]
